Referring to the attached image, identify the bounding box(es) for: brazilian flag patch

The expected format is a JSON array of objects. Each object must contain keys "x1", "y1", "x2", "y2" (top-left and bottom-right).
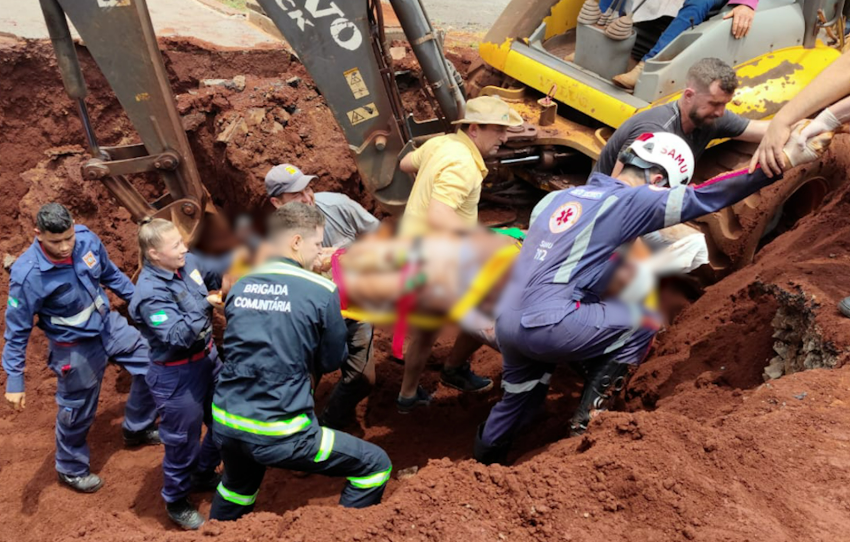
[
  {"x1": 7, "y1": 297, "x2": 19, "y2": 308},
  {"x1": 149, "y1": 310, "x2": 169, "y2": 326}
]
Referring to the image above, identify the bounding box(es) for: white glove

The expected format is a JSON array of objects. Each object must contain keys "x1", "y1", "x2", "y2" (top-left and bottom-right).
[
  {"x1": 799, "y1": 108, "x2": 841, "y2": 140},
  {"x1": 783, "y1": 119, "x2": 835, "y2": 168}
]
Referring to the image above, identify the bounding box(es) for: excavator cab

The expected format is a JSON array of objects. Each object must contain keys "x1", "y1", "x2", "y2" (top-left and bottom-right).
[{"x1": 477, "y1": 0, "x2": 844, "y2": 153}]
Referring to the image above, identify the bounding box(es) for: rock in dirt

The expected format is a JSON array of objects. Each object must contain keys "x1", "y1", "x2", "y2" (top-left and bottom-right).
[
  {"x1": 3, "y1": 253, "x2": 16, "y2": 270},
  {"x1": 201, "y1": 76, "x2": 247, "y2": 92}
]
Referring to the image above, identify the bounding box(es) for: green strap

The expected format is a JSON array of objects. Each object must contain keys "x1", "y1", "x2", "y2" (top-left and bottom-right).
[
  {"x1": 314, "y1": 427, "x2": 335, "y2": 463},
  {"x1": 216, "y1": 483, "x2": 258, "y2": 506},
  {"x1": 491, "y1": 227, "x2": 526, "y2": 241},
  {"x1": 212, "y1": 404, "x2": 312, "y2": 437},
  {"x1": 348, "y1": 467, "x2": 392, "y2": 489}
]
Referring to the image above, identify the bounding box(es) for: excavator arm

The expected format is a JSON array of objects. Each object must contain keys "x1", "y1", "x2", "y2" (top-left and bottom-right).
[
  {"x1": 42, "y1": 0, "x2": 466, "y2": 225},
  {"x1": 256, "y1": 0, "x2": 465, "y2": 208},
  {"x1": 40, "y1": 0, "x2": 217, "y2": 244}
]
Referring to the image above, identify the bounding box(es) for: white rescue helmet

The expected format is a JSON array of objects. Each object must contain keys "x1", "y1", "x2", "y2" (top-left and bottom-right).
[{"x1": 619, "y1": 132, "x2": 695, "y2": 187}]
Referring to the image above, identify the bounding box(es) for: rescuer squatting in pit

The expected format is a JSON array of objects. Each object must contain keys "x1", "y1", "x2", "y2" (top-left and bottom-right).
[
  {"x1": 472, "y1": 127, "x2": 835, "y2": 465},
  {"x1": 209, "y1": 203, "x2": 391, "y2": 521}
]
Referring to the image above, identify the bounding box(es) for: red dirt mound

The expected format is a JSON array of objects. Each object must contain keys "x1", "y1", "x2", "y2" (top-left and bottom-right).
[{"x1": 3, "y1": 34, "x2": 850, "y2": 542}]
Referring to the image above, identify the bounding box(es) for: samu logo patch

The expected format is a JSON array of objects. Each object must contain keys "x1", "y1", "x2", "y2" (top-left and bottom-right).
[
  {"x1": 149, "y1": 310, "x2": 169, "y2": 326},
  {"x1": 549, "y1": 202, "x2": 582, "y2": 234},
  {"x1": 82, "y1": 251, "x2": 98, "y2": 269},
  {"x1": 7, "y1": 297, "x2": 19, "y2": 309},
  {"x1": 190, "y1": 269, "x2": 204, "y2": 286}
]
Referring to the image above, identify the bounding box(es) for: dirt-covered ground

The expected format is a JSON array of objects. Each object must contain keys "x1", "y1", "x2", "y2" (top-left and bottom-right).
[{"x1": 2, "y1": 34, "x2": 850, "y2": 542}]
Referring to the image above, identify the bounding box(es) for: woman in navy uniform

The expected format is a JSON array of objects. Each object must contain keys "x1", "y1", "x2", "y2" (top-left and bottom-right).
[{"x1": 129, "y1": 218, "x2": 230, "y2": 530}]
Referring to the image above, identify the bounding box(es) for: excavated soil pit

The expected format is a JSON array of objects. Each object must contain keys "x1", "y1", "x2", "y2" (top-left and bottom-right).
[{"x1": 4, "y1": 36, "x2": 850, "y2": 542}]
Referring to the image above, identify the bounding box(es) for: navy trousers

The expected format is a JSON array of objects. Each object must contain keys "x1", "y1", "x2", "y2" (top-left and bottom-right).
[
  {"x1": 210, "y1": 424, "x2": 391, "y2": 521},
  {"x1": 147, "y1": 347, "x2": 221, "y2": 502},
  {"x1": 49, "y1": 311, "x2": 157, "y2": 476},
  {"x1": 482, "y1": 301, "x2": 658, "y2": 447}
]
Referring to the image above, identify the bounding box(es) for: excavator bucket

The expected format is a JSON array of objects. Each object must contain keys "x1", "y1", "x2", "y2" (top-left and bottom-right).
[{"x1": 40, "y1": 0, "x2": 218, "y2": 245}]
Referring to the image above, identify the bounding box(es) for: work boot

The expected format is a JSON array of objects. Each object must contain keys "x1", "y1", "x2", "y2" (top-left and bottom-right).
[
  {"x1": 472, "y1": 423, "x2": 511, "y2": 465},
  {"x1": 441, "y1": 362, "x2": 494, "y2": 393},
  {"x1": 123, "y1": 423, "x2": 162, "y2": 447},
  {"x1": 839, "y1": 297, "x2": 850, "y2": 317},
  {"x1": 166, "y1": 498, "x2": 205, "y2": 530},
  {"x1": 58, "y1": 472, "x2": 104, "y2": 493},
  {"x1": 397, "y1": 386, "x2": 433, "y2": 414},
  {"x1": 190, "y1": 469, "x2": 221, "y2": 493},
  {"x1": 612, "y1": 61, "x2": 645, "y2": 91}
]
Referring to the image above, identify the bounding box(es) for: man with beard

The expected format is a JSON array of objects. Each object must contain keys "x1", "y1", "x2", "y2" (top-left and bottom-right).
[{"x1": 595, "y1": 58, "x2": 768, "y2": 177}]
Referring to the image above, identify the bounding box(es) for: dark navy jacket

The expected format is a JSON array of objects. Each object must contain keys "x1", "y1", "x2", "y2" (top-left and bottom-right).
[
  {"x1": 212, "y1": 257, "x2": 347, "y2": 445},
  {"x1": 129, "y1": 252, "x2": 230, "y2": 363},
  {"x1": 2, "y1": 226, "x2": 135, "y2": 393},
  {"x1": 501, "y1": 168, "x2": 783, "y2": 327}
]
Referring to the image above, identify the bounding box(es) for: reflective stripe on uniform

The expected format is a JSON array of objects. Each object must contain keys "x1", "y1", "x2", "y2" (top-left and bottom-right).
[
  {"x1": 501, "y1": 372, "x2": 552, "y2": 394},
  {"x1": 554, "y1": 195, "x2": 619, "y2": 284},
  {"x1": 216, "y1": 483, "x2": 258, "y2": 506},
  {"x1": 244, "y1": 262, "x2": 336, "y2": 292},
  {"x1": 314, "y1": 427, "x2": 335, "y2": 463},
  {"x1": 348, "y1": 467, "x2": 392, "y2": 489},
  {"x1": 212, "y1": 404, "x2": 311, "y2": 436},
  {"x1": 50, "y1": 301, "x2": 96, "y2": 327},
  {"x1": 664, "y1": 185, "x2": 687, "y2": 227},
  {"x1": 603, "y1": 303, "x2": 643, "y2": 355}
]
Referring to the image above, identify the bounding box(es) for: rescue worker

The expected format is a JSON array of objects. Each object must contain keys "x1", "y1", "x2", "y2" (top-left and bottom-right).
[
  {"x1": 474, "y1": 130, "x2": 833, "y2": 465},
  {"x1": 264, "y1": 163, "x2": 380, "y2": 430},
  {"x1": 394, "y1": 95, "x2": 523, "y2": 411},
  {"x1": 597, "y1": 58, "x2": 767, "y2": 178},
  {"x1": 209, "y1": 203, "x2": 392, "y2": 521},
  {"x1": 2, "y1": 203, "x2": 159, "y2": 492},
  {"x1": 129, "y1": 218, "x2": 230, "y2": 530}
]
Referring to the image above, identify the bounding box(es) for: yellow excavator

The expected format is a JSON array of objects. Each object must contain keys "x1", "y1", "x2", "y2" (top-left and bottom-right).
[{"x1": 39, "y1": 0, "x2": 847, "y2": 277}]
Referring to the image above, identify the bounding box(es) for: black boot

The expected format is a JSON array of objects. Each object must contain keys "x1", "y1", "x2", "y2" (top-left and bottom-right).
[
  {"x1": 190, "y1": 469, "x2": 222, "y2": 493},
  {"x1": 166, "y1": 498, "x2": 205, "y2": 530},
  {"x1": 123, "y1": 423, "x2": 162, "y2": 447},
  {"x1": 473, "y1": 423, "x2": 511, "y2": 465},
  {"x1": 58, "y1": 472, "x2": 104, "y2": 493}
]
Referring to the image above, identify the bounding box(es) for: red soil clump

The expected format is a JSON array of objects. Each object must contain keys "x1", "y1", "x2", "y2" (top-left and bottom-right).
[{"x1": 2, "y1": 35, "x2": 850, "y2": 542}]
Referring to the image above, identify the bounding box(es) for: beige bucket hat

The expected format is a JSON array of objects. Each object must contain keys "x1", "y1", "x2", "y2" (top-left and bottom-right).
[{"x1": 452, "y1": 96, "x2": 523, "y2": 127}]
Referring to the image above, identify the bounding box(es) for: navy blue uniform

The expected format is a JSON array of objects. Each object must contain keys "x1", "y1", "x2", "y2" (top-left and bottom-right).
[
  {"x1": 2, "y1": 226, "x2": 156, "y2": 476},
  {"x1": 129, "y1": 252, "x2": 229, "y2": 503},
  {"x1": 209, "y1": 257, "x2": 391, "y2": 520},
  {"x1": 481, "y1": 168, "x2": 784, "y2": 453}
]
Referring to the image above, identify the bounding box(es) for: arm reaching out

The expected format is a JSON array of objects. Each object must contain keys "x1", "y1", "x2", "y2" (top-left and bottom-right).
[{"x1": 750, "y1": 52, "x2": 850, "y2": 176}]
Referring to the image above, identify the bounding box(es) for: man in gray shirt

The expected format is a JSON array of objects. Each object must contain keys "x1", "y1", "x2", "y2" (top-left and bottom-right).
[
  {"x1": 596, "y1": 58, "x2": 768, "y2": 177},
  {"x1": 265, "y1": 163, "x2": 380, "y2": 429}
]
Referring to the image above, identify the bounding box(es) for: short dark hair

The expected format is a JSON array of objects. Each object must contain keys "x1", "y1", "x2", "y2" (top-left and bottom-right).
[
  {"x1": 36, "y1": 203, "x2": 74, "y2": 233},
  {"x1": 687, "y1": 58, "x2": 738, "y2": 94},
  {"x1": 268, "y1": 202, "x2": 325, "y2": 239}
]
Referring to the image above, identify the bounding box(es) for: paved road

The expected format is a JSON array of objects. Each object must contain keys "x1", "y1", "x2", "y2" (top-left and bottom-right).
[
  {"x1": 1, "y1": 1, "x2": 511, "y2": 46},
  {"x1": 0, "y1": 0, "x2": 276, "y2": 48},
  {"x1": 422, "y1": 0, "x2": 512, "y2": 31}
]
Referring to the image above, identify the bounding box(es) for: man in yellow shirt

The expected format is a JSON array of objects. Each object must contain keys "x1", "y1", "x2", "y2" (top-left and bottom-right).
[
  {"x1": 399, "y1": 96, "x2": 523, "y2": 237},
  {"x1": 394, "y1": 96, "x2": 523, "y2": 411}
]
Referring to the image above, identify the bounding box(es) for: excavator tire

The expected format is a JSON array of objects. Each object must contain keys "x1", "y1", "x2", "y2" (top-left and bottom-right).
[{"x1": 691, "y1": 141, "x2": 845, "y2": 281}]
